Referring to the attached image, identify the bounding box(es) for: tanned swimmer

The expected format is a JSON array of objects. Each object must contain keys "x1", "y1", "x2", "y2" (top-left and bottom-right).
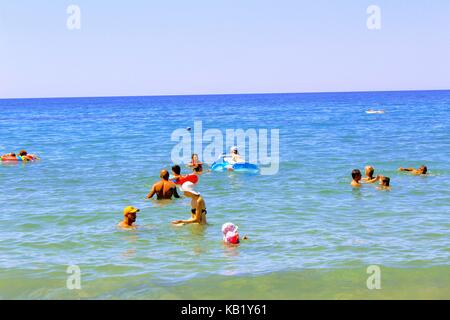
[
  {"x1": 118, "y1": 206, "x2": 140, "y2": 229},
  {"x1": 399, "y1": 165, "x2": 428, "y2": 175},
  {"x1": 362, "y1": 165, "x2": 379, "y2": 183},
  {"x1": 147, "y1": 169, "x2": 180, "y2": 200},
  {"x1": 351, "y1": 169, "x2": 363, "y2": 187}
]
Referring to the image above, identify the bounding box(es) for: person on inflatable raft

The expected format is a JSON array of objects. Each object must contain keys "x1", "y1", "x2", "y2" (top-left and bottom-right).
[{"x1": 1, "y1": 150, "x2": 40, "y2": 162}]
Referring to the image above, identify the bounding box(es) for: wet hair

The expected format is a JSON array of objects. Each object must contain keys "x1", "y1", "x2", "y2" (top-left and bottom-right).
[
  {"x1": 191, "y1": 154, "x2": 198, "y2": 161},
  {"x1": 160, "y1": 170, "x2": 169, "y2": 180},
  {"x1": 381, "y1": 176, "x2": 390, "y2": 186},
  {"x1": 171, "y1": 165, "x2": 181, "y2": 175},
  {"x1": 193, "y1": 163, "x2": 203, "y2": 173},
  {"x1": 420, "y1": 165, "x2": 427, "y2": 174},
  {"x1": 19, "y1": 150, "x2": 27, "y2": 156},
  {"x1": 352, "y1": 169, "x2": 361, "y2": 179}
]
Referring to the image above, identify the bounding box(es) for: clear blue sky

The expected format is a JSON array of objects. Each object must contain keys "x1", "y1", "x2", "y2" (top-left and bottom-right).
[{"x1": 1, "y1": 0, "x2": 449, "y2": 99}]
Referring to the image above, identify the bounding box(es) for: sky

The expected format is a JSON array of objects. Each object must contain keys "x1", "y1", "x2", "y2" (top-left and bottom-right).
[{"x1": 0, "y1": 0, "x2": 449, "y2": 99}]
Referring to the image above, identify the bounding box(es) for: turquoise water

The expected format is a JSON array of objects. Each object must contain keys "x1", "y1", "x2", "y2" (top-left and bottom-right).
[{"x1": 1, "y1": 91, "x2": 449, "y2": 299}]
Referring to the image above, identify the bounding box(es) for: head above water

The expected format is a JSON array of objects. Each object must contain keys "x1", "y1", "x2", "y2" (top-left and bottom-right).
[
  {"x1": 230, "y1": 146, "x2": 239, "y2": 154},
  {"x1": 380, "y1": 176, "x2": 390, "y2": 186},
  {"x1": 160, "y1": 169, "x2": 169, "y2": 180},
  {"x1": 419, "y1": 165, "x2": 427, "y2": 174},
  {"x1": 123, "y1": 206, "x2": 140, "y2": 224},
  {"x1": 191, "y1": 153, "x2": 199, "y2": 162},
  {"x1": 352, "y1": 169, "x2": 362, "y2": 180},
  {"x1": 193, "y1": 163, "x2": 203, "y2": 173},
  {"x1": 171, "y1": 165, "x2": 181, "y2": 175},
  {"x1": 365, "y1": 165, "x2": 374, "y2": 178},
  {"x1": 19, "y1": 150, "x2": 28, "y2": 156}
]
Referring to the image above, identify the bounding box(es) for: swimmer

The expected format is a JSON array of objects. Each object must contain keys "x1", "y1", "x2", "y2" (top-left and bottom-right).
[
  {"x1": 18, "y1": 150, "x2": 39, "y2": 161},
  {"x1": 147, "y1": 169, "x2": 180, "y2": 200},
  {"x1": 377, "y1": 176, "x2": 391, "y2": 190},
  {"x1": 222, "y1": 222, "x2": 240, "y2": 244},
  {"x1": 351, "y1": 169, "x2": 362, "y2": 187},
  {"x1": 118, "y1": 206, "x2": 140, "y2": 229},
  {"x1": 229, "y1": 146, "x2": 245, "y2": 164},
  {"x1": 172, "y1": 182, "x2": 207, "y2": 225},
  {"x1": 187, "y1": 153, "x2": 203, "y2": 174},
  {"x1": 362, "y1": 165, "x2": 379, "y2": 183},
  {"x1": 399, "y1": 165, "x2": 428, "y2": 175}
]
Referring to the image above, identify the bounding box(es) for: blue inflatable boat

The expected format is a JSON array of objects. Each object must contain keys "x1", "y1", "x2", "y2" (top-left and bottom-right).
[{"x1": 211, "y1": 155, "x2": 259, "y2": 173}]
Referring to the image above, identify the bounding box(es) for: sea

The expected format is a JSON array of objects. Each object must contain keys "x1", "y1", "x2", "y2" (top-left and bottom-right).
[{"x1": 0, "y1": 90, "x2": 449, "y2": 299}]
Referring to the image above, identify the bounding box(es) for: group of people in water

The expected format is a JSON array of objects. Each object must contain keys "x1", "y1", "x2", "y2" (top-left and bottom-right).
[
  {"x1": 351, "y1": 165, "x2": 428, "y2": 189},
  {"x1": 119, "y1": 147, "x2": 247, "y2": 238}
]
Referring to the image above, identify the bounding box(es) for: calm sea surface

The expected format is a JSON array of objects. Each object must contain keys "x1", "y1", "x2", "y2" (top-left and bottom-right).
[{"x1": 0, "y1": 91, "x2": 449, "y2": 299}]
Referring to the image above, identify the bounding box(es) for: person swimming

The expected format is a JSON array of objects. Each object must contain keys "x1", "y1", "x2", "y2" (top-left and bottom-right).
[
  {"x1": 1, "y1": 150, "x2": 39, "y2": 162},
  {"x1": 377, "y1": 176, "x2": 391, "y2": 190},
  {"x1": 118, "y1": 206, "x2": 140, "y2": 229},
  {"x1": 188, "y1": 153, "x2": 203, "y2": 173},
  {"x1": 147, "y1": 169, "x2": 180, "y2": 200},
  {"x1": 399, "y1": 165, "x2": 428, "y2": 175},
  {"x1": 171, "y1": 182, "x2": 207, "y2": 226},
  {"x1": 351, "y1": 169, "x2": 362, "y2": 187},
  {"x1": 362, "y1": 165, "x2": 379, "y2": 183}
]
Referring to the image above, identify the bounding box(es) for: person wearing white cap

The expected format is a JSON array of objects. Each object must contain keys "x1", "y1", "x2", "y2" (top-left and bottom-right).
[
  {"x1": 172, "y1": 181, "x2": 207, "y2": 225},
  {"x1": 229, "y1": 146, "x2": 245, "y2": 164}
]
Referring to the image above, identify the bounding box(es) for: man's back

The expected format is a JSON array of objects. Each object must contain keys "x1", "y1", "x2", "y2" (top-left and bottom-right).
[{"x1": 150, "y1": 180, "x2": 179, "y2": 200}]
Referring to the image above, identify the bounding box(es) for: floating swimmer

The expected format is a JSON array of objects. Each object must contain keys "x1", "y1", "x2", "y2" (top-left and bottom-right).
[
  {"x1": 211, "y1": 148, "x2": 259, "y2": 173},
  {"x1": 0, "y1": 150, "x2": 40, "y2": 163},
  {"x1": 398, "y1": 165, "x2": 428, "y2": 175}
]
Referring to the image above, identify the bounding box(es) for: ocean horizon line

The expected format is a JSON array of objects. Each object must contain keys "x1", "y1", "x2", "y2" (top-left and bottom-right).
[{"x1": 1, "y1": 88, "x2": 450, "y2": 101}]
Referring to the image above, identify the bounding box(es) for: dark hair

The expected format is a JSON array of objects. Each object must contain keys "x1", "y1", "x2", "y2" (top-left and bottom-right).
[
  {"x1": 172, "y1": 165, "x2": 181, "y2": 175},
  {"x1": 19, "y1": 150, "x2": 27, "y2": 156},
  {"x1": 160, "y1": 170, "x2": 169, "y2": 180},
  {"x1": 352, "y1": 169, "x2": 361, "y2": 179},
  {"x1": 382, "y1": 176, "x2": 390, "y2": 186},
  {"x1": 193, "y1": 163, "x2": 203, "y2": 173},
  {"x1": 421, "y1": 165, "x2": 427, "y2": 174},
  {"x1": 191, "y1": 154, "x2": 198, "y2": 160},
  {"x1": 367, "y1": 167, "x2": 374, "y2": 178}
]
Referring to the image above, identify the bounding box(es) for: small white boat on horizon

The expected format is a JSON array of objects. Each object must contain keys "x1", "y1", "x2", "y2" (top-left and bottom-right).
[{"x1": 366, "y1": 109, "x2": 385, "y2": 114}]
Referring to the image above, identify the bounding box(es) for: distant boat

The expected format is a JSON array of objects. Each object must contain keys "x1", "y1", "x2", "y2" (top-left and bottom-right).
[{"x1": 366, "y1": 109, "x2": 385, "y2": 114}]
